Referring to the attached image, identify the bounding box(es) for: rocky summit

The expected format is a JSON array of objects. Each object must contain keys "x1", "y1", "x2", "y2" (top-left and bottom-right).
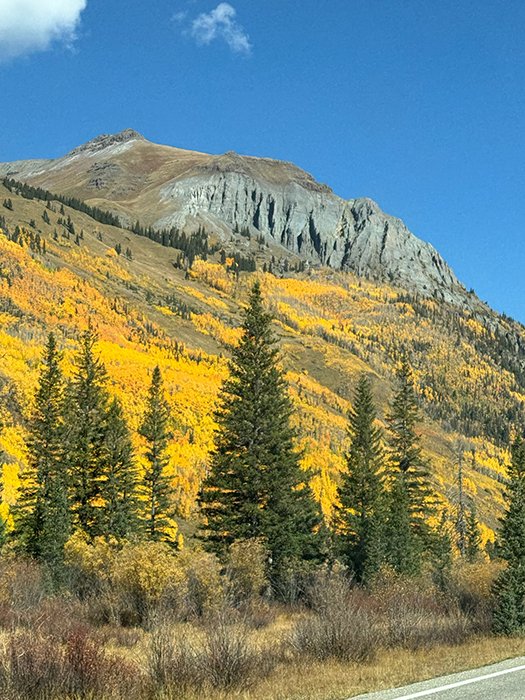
[{"x1": 0, "y1": 130, "x2": 464, "y2": 302}]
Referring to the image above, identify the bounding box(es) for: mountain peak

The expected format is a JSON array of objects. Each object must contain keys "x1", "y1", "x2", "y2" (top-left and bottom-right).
[{"x1": 66, "y1": 129, "x2": 145, "y2": 158}]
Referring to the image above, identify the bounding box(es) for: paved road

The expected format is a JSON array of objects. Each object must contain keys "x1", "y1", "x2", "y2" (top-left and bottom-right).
[{"x1": 350, "y1": 656, "x2": 525, "y2": 700}]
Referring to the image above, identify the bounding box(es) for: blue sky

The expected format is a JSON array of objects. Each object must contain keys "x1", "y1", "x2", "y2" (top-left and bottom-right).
[{"x1": 1, "y1": 0, "x2": 525, "y2": 320}]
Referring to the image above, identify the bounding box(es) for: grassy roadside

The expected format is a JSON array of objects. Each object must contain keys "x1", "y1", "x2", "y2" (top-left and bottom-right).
[
  {"x1": 98, "y1": 613, "x2": 525, "y2": 700},
  {"x1": 239, "y1": 635, "x2": 525, "y2": 700},
  {"x1": 137, "y1": 634, "x2": 525, "y2": 700}
]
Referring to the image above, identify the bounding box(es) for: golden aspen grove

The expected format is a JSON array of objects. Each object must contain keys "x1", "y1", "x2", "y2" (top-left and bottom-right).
[{"x1": 0, "y1": 179, "x2": 518, "y2": 543}]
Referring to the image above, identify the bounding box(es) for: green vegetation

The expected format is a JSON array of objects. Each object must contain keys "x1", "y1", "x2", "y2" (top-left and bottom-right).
[
  {"x1": 199, "y1": 282, "x2": 322, "y2": 587},
  {"x1": 493, "y1": 436, "x2": 525, "y2": 634},
  {"x1": 334, "y1": 373, "x2": 385, "y2": 582},
  {"x1": 13, "y1": 334, "x2": 69, "y2": 574},
  {"x1": 139, "y1": 366, "x2": 175, "y2": 542}
]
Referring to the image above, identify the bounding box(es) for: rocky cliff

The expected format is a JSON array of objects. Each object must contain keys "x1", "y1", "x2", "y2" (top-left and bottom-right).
[{"x1": 0, "y1": 130, "x2": 465, "y2": 302}]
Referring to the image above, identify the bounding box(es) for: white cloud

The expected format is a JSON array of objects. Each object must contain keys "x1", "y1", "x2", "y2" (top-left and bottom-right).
[
  {"x1": 0, "y1": 0, "x2": 87, "y2": 60},
  {"x1": 191, "y1": 3, "x2": 251, "y2": 55}
]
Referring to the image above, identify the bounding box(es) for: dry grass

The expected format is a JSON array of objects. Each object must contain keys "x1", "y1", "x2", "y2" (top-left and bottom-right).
[
  {"x1": 101, "y1": 613, "x2": 525, "y2": 700},
  {"x1": 199, "y1": 634, "x2": 525, "y2": 700}
]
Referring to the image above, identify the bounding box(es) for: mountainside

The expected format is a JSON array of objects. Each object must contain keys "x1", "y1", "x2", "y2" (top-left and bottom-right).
[
  {"x1": 0, "y1": 168, "x2": 524, "y2": 547},
  {"x1": 0, "y1": 130, "x2": 465, "y2": 303}
]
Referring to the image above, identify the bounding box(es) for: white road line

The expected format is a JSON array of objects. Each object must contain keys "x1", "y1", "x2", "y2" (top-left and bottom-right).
[{"x1": 353, "y1": 663, "x2": 525, "y2": 700}]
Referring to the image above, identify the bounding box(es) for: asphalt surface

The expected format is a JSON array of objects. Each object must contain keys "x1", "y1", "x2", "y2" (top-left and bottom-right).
[{"x1": 349, "y1": 656, "x2": 525, "y2": 700}]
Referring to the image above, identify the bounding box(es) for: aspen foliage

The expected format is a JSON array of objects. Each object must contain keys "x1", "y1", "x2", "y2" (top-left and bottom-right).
[{"x1": 0, "y1": 185, "x2": 521, "y2": 546}]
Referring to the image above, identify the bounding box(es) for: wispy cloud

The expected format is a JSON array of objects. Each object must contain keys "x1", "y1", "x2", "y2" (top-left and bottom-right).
[
  {"x1": 0, "y1": 0, "x2": 87, "y2": 61},
  {"x1": 190, "y1": 3, "x2": 251, "y2": 55},
  {"x1": 172, "y1": 11, "x2": 188, "y2": 23}
]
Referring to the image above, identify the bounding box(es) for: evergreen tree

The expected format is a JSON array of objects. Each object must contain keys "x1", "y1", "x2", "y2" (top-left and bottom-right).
[
  {"x1": 66, "y1": 323, "x2": 109, "y2": 539},
  {"x1": 139, "y1": 366, "x2": 174, "y2": 542},
  {"x1": 13, "y1": 334, "x2": 70, "y2": 573},
  {"x1": 493, "y1": 436, "x2": 525, "y2": 634},
  {"x1": 199, "y1": 281, "x2": 322, "y2": 583},
  {"x1": 385, "y1": 471, "x2": 419, "y2": 576},
  {"x1": 385, "y1": 357, "x2": 435, "y2": 575},
  {"x1": 99, "y1": 397, "x2": 140, "y2": 541},
  {"x1": 0, "y1": 460, "x2": 7, "y2": 555},
  {"x1": 465, "y1": 506, "x2": 482, "y2": 563},
  {"x1": 430, "y1": 510, "x2": 453, "y2": 591},
  {"x1": 455, "y1": 446, "x2": 467, "y2": 557},
  {"x1": 335, "y1": 374, "x2": 386, "y2": 583}
]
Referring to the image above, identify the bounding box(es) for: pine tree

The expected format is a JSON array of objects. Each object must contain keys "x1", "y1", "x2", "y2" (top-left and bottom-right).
[
  {"x1": 66, "y1": 323, "x2": 109, "y2": 539},
  {"x1": 493, "y1": 436, "x2": 525, "y2": 634},
  {"x1": 199, "y1": 281, "x2": 322, "y2": 583},
  {"x1": 0, "y1": 462, "x2": 7, "y2": 555},
  {"x1": 455, "y1": 446, "x2": 467, "y2": 557},
  {"x1": 430, "y1": 510, "x2": 453, "y2": 591},
  {"x1": 465, "y1": 506, "x2": 482, "y2": 562},
  {"x1": 139, "y1": 366, "x2": 174, "y2": 542},
  {"x1": 335, "y1": 374, "x2": 386, "y2": 583},
  {"x1": 13, "y1": 334, "x2": 70, "y2": 573},
  {"x1": 385, "y1": 357, "x2": 435, "y2": 575},
  {"x1": 385, "y1": 471, "x2": 419, "y2": 575},
  {"x1": 99, "y1": 397, "x2": 139, "y2": 541}
]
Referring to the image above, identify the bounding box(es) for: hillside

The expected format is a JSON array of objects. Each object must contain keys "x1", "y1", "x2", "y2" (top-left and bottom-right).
[{"x1": 0, "y1": 172, "x2": 523, "y2": 546}]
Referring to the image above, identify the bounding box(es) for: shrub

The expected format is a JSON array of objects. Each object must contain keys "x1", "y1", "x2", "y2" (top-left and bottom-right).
[
  {"x1": 0, "y1": 627, "x2": 141, "y2": 700},
  {"x1": 372, "y1": 566, "x2": 473, "y2": 650},
  {"x1": 0, "y1": 631, "x2": 65, "y2": 699},
  {"x1": 225, "y1": 538, "x2": 268, "y2": 605},
  {"x1": 111, "y1": 540, "x2": 185, "y2": 624},
  {"x1": 447, "y1": 558, "x2": 502, "y2": 632},
  {"x1": 148, "y1": 622, "x2": 197, "y2": 690},
  {"x1": 0, "y1": 560, "x2": 45, "y2": 618},
  {"x1": 179, "y1": 550, "x2": 226, "y2": 618},
  {"x1": 64, "y1": 532, "x2": 116, "y2": 598},
  {"x1": 290, "y1": 571, "x2": 379, "y2": 662},
  {"x1": 199, "y1": 616, "x2": 270, "y2": 690},
  {"x1": 148, "y1": 615, "x2": 275, "y2": 693}
]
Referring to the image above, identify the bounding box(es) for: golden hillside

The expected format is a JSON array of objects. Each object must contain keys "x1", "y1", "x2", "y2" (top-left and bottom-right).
[{"x1": 0, "y1": 178, "x2": 521, "y2": 545}]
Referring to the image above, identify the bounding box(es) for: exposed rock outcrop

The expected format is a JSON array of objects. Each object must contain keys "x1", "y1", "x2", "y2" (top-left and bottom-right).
[
  {"x1": 157, "y1": 157, "x2": 463, "y2": 302},
  {"x1": 0, "y1": 131, "x2": 465, "y2": 303}
]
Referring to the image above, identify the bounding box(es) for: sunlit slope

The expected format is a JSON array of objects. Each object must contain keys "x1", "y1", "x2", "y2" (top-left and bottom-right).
[{"x1": 0, "y1": 180, "x2": 521, "y2": 544}]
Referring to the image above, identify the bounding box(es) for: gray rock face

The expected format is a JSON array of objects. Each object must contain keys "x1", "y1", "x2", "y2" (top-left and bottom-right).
[
  {"x1": 0, "y1": 133, "x2": 465, "y2": 302},
  {"x1": 157, "y1": 157, "x2": 464, "y2": 302}
]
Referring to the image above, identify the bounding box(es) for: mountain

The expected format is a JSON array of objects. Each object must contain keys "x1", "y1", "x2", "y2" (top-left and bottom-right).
[
  {"x1": 0, "y1": 131, "x2": 523, "y2": 547},
  {"x1": 0, "y1": 130, "x2": 464, "y2": 303}
]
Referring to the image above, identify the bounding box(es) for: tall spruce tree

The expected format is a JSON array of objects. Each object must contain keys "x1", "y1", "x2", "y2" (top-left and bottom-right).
[
  {"x1": 385, "y1": 357, "x2": 435, "y2": 575},
  {"x1": 66, "y1": 323, "x2": 109, "y2": 539},
  {"x1": 99, "y1": 397, "x2": 139, "y2": 541},
  {"x1": 465, "y1": 506, "x2": 482, "y2": 563},
  {"x1": 335, "y1": 374, "x2": 386, "y2": 583},
  {"x1": 13, "y1": 333, "x2": 70, "y2": 572},
  {"x1": 0, "y1": 471, "x2": 6, "y2": 555},
  {"x1": 139, "y1": 366, "x2": 174, "y2": 542},
  {"x1": 199, "y1": 281, "x2": 322, "y2": 583},
  {"x1": 493, "y1": 435, "x2": 525, "y2": 634}
]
